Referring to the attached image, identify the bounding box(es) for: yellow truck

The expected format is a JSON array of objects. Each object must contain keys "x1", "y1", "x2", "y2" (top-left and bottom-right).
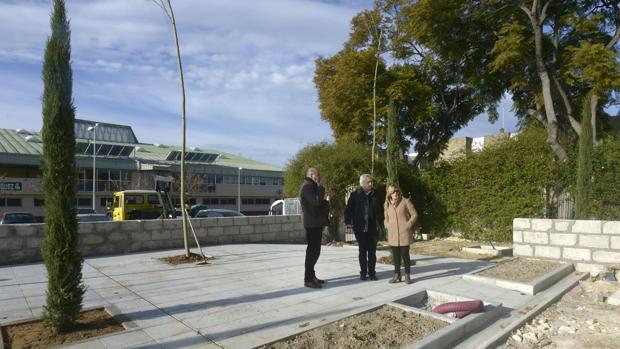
[{"x1": 110, "y1": 176, "x2": 176, "y2": 221}]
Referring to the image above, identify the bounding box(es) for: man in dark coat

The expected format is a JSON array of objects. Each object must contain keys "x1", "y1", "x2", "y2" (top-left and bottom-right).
[
  {"x1": 299, "y1": 168, "x2": 329, "y2": 289},
  {"x1": 345, "y1": 174, "x2": 378, "y2": 280}
]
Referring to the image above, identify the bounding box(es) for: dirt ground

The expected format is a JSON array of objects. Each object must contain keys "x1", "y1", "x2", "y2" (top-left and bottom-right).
[
  {"x1": 409, "y1": 237, "x2": 511, "y2": 261},
  {"x1": 258, "y1": 305, "x2": 449, "y2": 349},
  {"x1": 477, "y1": 259, "x2": 560, "y2": 283},
  {"x1": 2, "y1": 308, "x2": 124, "y2": 349},
  {"x1": 499, "y1": 280, "x2": 620, "y2": 349},
  {"x1": 157, "y1": 252, "x2": 214, "y2": 265}
]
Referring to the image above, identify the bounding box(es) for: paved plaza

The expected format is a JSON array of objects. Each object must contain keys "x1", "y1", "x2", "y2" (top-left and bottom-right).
[{"x1": 1, "y1": 244, "x2": 558, "y2": 348}]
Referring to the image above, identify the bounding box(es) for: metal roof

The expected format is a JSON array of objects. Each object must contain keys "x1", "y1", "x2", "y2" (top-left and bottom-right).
[{"x1": 0, "y1": 127, "x2": 282, "y2": 173}]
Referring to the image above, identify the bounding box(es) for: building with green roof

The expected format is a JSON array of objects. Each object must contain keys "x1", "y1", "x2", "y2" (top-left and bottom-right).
[{"x1": 0, "y1": 120, "x2": 284, "y2": 218}]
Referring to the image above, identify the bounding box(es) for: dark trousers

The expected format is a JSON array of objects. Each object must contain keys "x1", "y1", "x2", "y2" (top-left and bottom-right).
[
  {"x1": 304, "y1": 227, "x2": 323, "y2": 281},
  {"x1": 356, "y1": 232, "x2": 377, "y2": 276},
  {"x1": 392, "y1": 246, "x2": 412, "y2": 275}
]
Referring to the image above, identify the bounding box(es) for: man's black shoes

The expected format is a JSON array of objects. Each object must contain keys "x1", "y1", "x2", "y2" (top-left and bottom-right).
[
  {"x1": 369, "y1": 275, "x2": 378, "y2": 281},
  {"x1": 304, "y1": 280, "x2": 322, "y2": 289},
  {"x1": 313, "y1": 276, "x2": 326, "y2": 284},
  {"x1": 360, "y1": 275, "x2": 368, "y2": 281}
]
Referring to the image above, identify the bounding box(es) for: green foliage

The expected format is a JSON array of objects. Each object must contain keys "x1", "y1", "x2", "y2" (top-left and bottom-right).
[
  {"x1": 412, "y1": 127, "x2": 561, "y2": 242},
  {"x1": 41, "y1": 0, "x2": 84, "y2": 334},
  {"x1": 284, "y1": 142, "x2": 371, "y2": 232},
  {"x1": 386, "y1": 101, "x2": 400, "y2": 187},
  {"x1": 575, "y1": 99, "x2": 594, "y2": 218},
  {"x1": 590, "y1": 136, "x2": 620, "y2": 220}
]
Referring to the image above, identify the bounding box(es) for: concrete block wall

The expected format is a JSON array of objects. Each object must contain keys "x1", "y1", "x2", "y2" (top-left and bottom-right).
[
  {"x1": 0, "y1": 215, "x2": 306, "y2": 265},
  {"x1": 513, "y1": 218, "x2": 620, "y2": 275}
]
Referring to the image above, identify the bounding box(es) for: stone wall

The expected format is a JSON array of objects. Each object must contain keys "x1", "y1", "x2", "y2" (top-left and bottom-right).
[
  {"x1": 513, "y1": 218, "x2": 620, "y2": 275},
  {"x1": 0, "y1": 215, "x2": 306, "y2": 265}
]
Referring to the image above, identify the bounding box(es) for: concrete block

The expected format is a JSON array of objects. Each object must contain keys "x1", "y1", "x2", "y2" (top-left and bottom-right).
[
  {"x1": 218, "y1": 235, "x2": 233, "y2": 244},
  {"x1": 207, "y1": 227, "x2": 224, "y2": 237},
  {"x1": 531, "y1": 219, "x2": 552, "y2": 232},
  {"x1": 239, "y1": 225, "x2": 254, "y2": 234},
  {"x1": 142, "y1": 219, "x2": 163, "y2": 231},
  {"x1": 513, "y1": 230, "x2": 523, "y2": 243},
  {"x1": 152, "y1": 231, "x2": 171, "y2": 240},
  {"x1": 108, "y1": 232, "x2": 131, "y2": 242},
  {"x1": 82, "y1": 234, "x2": 105, "y2": 245},
  {"x1": 274, "y1": 232, "x2": 289, "y2": 241},
  {"x1": 232, "y1": 235, "x2": 250, "y2": 243},
  {"x1": 607, "y1": 290, "x2": 620, "y2": 306},
  {"x1": 572, "y1": 220, "x2": 602, "y2": 234},
  {"x1": 534, "y1": 246, "x2": 561, "y2": 259},
  {"x1": 262, "y1": 216, "x2": 276, "y2": 224},
  {"x1": 563, "y1": 247, "x2": 591, "y2": 261},
  {"x1": 0, "y1": 238, "x2": 24, "y2": 250},
  {"x1": 281, "y1": 223, "x2": 295, "y2": 232},
  {"x1": 233, "y1": 217, "x2": 249, "y2": 226},
  {"x1": 78, "y1": 222, "x2": 95, "y2": 234},
  {"x1": 268, "y1": 224, "x2": 282, "y2": 233},
  {"x1": 579, "y1": 234, "x2": 609, "y2": 249},
  {"x1": 223, "y1": 226, "x2": 239, "y2": 235},
  {"x1": 262, "y1": 232, "x2": 277, "y2": 241},
  {"x1": 162, "y1": 219, "x2": 183, "y2": 231},
  {"x1": 120, "y1": 220, "x2": 142, "y2": 233},
  {"x1": 274, "y1": 216, "x2": 288, "y2": 224},
  {"x1": 0, "y1": 226, "x2": 14, "y2": 238},
  {"x1": 603, "y1": 221, "x2": 620, "y2": 235},
  {"x1": 95, "y1": 221, "x2": 121, "y2": 233},
  {"x1": 131, "y1": 231, "x2": 152, "y2": 242},
  {"x1": 513, "y1": 218, "x2": 530, "y2": 230},
  {"x1": 523, "y1": 231, "x2": 548, "y2": 244},
  {"x1": 26, "y1": 237, "x2": 42, "y2": 249},
  {"x1": 216, "y1": 217, "x2": 234, "y2": 226},
  {"x1": 549, "y1": 233, "x2": 577, "y2": 246},
  {"x1": 513, "y1": 244, "x2": 533, "y2": 257},
  {"x1": 554, "y1": 220, "x2": 572, "y2": 232},
  {"x1": 611, "y1": 236, "x2": 620, "y2": 249},
  {"x1": 575, "y1": 263, "x2": 607, "y2": 276},
  {"x1": 15, "y1": 226, "x2": 37, "y2": 237},
  {"x1": 199, "y1": 218, "x2": 219, "y2": 227},
  {"x1": 248, "y1": 233, "x2": 263, "y2": 242},
  {"x1": 592, "y1": 251, "x2": 620, "y2": 264},
  {"x1": 194, "y1": 228, "x2": 208, "y2": 239},
  {"x1": 248, "y1": 216, "x2": 262, "y2": 225}
]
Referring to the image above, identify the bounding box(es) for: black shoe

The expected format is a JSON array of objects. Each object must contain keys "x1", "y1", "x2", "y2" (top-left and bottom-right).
[
  {"x1": 360, "y1": 275, "x2": 368, "y2": 281},
  {"x1": 304, "y1": 280, "x2": 322, "y2": 289},
  {"x1": 313, "y1": 276, "x2": 326, "y2": 284},
  {"x1": 369, "y1": 275, "x2": 378, "y2": 281}
]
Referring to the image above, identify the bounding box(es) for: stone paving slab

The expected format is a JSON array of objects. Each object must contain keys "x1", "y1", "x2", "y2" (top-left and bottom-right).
[{"x1": 0, "y1": 244, "x2": 535, "y2": 348}]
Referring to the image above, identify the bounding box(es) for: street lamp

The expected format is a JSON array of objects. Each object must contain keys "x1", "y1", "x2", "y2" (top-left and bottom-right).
[
  {"x1": 237, "y1": 167, "x2": 243, "y2": 212},
  {"x1": 87, "y1": 123, "x2": 99, "y2": 211}
]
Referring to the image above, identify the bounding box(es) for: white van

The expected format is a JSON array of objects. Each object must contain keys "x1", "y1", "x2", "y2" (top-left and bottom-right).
[{"x1": 269, "y1": 198, "x2": 301, "y2": 215}]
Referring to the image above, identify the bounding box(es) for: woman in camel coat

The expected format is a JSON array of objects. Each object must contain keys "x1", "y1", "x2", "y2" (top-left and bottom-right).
[{"x1": 383, "y1": 185, "x2": 418, "y2": 284}]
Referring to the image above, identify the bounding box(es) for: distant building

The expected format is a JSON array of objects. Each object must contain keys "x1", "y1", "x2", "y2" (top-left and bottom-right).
[
  {"x1": 439, "y1": 129, "x2": 513, "y2": 161},
  {"x1": 0, "y1": 119, "x2": 284, "y2": 218}
]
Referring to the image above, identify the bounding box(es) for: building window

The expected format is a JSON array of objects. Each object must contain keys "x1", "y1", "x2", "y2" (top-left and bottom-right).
[
  {"x1": 100, "y1": 198, "x2": 112, "y2": 207},
  {"x1": 188, "y1": 198, "x2": 197, "y2": 205},
  {"x1": 6, "y1": 198, "x2": 22, "y2": 207},
  {"x1": 220, "y1": 198, "x2": 236, "y2": 205},
  {"x1": 242, "y1": 198, "x2": 255, "y2": 205},
  {"x1": 203, "y1": 198, "x2": 219, "y2": 205},
  {"x1": 34, "y1": 198, "x2": 45, "y2": 207},
  {"x1": 255, "y1": 198, "x2": 270, "y2": 205},
  {"x1": 76, "y1": 198, "x2": 91, "y2": 207}
]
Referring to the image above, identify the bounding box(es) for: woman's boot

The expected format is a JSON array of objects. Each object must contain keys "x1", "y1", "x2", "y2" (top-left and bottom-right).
[
  {"x1": 404, "y1": 274, "x2": 413, "y2": 284},
  {"x1": 389, "y1": 273, "x2": 401, "y2": 283}
]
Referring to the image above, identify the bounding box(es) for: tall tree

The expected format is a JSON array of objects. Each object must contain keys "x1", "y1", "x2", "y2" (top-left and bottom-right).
[
  {"x1": 41, "y1": 0, "x2": 84, "y2": 333},
  {"x1": 575, "y1": 94, "x2": 594, "y2": 218},
  {"x1": 152, "y1": 0, "x2": 190, "y2": 256},
  {"x1": 386, "y1": 100, "x2": 400, "y2": 186}
]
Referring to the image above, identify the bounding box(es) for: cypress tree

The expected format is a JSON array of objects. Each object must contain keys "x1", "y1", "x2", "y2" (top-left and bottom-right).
[
  {"x1": 575, "y1": 97, "x2": 593, "y2": 219},
  {"x1": 386, "y1": 100, "x2": 400, "y2": 187},
  {"x1": 41, "y1": 0, "x2": 84, "y2": 333}
]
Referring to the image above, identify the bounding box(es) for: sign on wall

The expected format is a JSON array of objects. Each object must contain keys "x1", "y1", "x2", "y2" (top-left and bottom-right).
[{"x1": 0, "y1": 182, "x2": 22, "y2": 191}]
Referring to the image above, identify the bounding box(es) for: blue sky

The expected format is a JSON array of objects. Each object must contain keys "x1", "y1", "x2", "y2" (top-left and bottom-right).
[{"x1": 0, "y1": 0, "x2": 518, "y2": 168}]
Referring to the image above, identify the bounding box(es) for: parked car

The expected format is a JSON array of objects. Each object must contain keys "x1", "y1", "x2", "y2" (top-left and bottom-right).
[
  {"x1": 77, "y1": 213, "x2": 112, "y2": 222},
  {"x1": 0, "y1": 212, "x2": 36, "y2": 224},
  {"x1": 195, "y1": 209, "x2": 245, "y2": 218},
  {"x1": 77, "y1": 207, "x2": 96, "y2": 214}
]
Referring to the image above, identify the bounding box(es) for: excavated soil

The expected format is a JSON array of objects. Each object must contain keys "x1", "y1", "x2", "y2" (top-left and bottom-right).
[
  {"x1": 477, "y1": 258, "x2": 560, "y2": 283},
  {"x1": 158, "y1": 252, "x2": 214, "y2": 265},
  {"x1": 1, "y1": 308, "x2": 123, "y2": 349},
  {"x1": 258, "y1": 305, "x2": 449, "y2": 349}
]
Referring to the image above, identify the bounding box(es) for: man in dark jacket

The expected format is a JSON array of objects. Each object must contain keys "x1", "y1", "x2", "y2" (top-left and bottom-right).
[
  {"x1": 345, "y1": 174, "x2": 378, "y2": 280},
  {"x1": 299, "y1": 168, "x2": 329, "y2": 289}
]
